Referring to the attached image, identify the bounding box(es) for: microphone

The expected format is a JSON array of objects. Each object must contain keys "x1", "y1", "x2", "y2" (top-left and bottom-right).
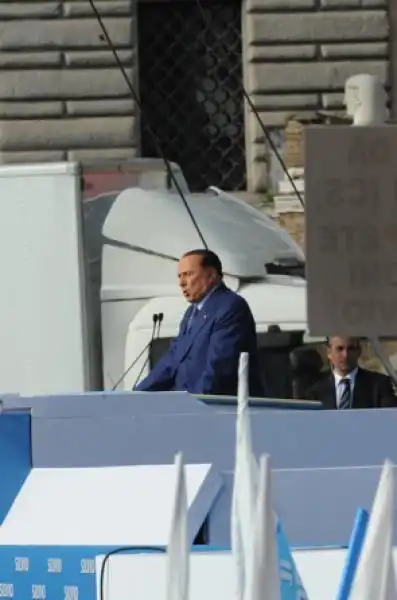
[
  {"x1": 132, "y1": 312, "x2": 164, "y2": 390},
  {"x1": 157, "y1": 312, "x2": 164, "y2": 336},
  {"x1": 111, "y1": 313, "x2": 158, "y2": 391}
]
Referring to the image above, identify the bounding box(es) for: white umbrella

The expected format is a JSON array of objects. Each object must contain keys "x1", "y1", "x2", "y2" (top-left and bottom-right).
[
  {"x1": 350, "y1": 459, "x2": 397, "y2": 600},
  {"x1": 165, "y1": 452, "x2": 189, "y2": 600},
  {"x1": 244, "y1": 454, "x2": 281, "y2": 600},
  {"x1": 231, "y1": 352, "x2": 258, "y2": 600}
]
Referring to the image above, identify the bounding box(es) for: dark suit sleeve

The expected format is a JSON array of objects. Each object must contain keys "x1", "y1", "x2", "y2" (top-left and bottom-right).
[
  {"x1": 377, "y1": 374, "x2": 397, "y2": 408},
  {"x1": 195, "y1": 300, "x2": 253, "y2": 395}
]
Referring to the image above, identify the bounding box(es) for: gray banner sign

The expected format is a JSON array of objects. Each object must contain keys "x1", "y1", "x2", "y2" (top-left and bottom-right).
[{"x1": 305, "y1": 125, "x2": 397, "y2": 336}]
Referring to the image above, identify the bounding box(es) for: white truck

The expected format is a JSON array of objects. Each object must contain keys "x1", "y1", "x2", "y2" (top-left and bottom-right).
[{"x1": 0, "y1": 159, "x2": 313, "y2": 398}]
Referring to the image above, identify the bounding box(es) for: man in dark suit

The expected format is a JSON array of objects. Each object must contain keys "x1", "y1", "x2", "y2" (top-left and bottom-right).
[
  {"x1": 135, "y1": 249, "x2": 265, "y2": 397},
  {"x1": 304, "y1": 336, "x2": 397, "y2": 409}
]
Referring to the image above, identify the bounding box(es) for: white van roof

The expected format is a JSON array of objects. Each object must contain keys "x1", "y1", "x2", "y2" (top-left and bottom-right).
[{"x1": 103, "y1": 188, "x2": 304, "y2": 280}]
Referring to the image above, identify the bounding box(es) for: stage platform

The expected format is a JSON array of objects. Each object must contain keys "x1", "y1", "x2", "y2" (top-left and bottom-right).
[{"x1": 0, "y1": 393, "x2": 396, "y2": 549}]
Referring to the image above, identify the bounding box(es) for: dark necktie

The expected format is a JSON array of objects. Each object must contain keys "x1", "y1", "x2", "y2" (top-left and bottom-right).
[
  {"x1": 187, "y1": 305, "x2": 199, "y2": 331},
  {"x1": 339, "y1": 378, "x2": 351, "y2": 409}
]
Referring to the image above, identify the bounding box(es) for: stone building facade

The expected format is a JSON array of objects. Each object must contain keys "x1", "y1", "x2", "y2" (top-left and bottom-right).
[{"x1": 0, "y1": 0, "x2": 394, "y2": 192}]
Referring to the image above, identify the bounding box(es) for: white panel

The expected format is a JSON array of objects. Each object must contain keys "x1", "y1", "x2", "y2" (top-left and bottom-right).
[
  {"x1": 0, "y1": 162, "x2": 91, "y2": 394},
  {"x1": 96, "y1": 548, "x2": 397, "y2": 600},
  {"x1": 0, "y1": 464, "x2": 222, "y2": 546}
]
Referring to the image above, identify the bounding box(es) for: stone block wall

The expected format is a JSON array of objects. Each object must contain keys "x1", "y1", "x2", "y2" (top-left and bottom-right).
[
  {"x1": 243, "y1": 0, "x2": 390, "y2": 192},
  {"x1": 0, "y1": 1, "x2": 137, "y2": 165},
  {"x1": 0, "y1": 0, "x2": 392, "y2": 189}
]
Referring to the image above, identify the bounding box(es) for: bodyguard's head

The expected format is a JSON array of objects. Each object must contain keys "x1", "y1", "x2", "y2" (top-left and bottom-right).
[
  {"x1": 178, "y1": 249, "x2": 223, "y2": 303},
  {"x1": 326, "y1": 336, "x2": 361, "y2": 376}
]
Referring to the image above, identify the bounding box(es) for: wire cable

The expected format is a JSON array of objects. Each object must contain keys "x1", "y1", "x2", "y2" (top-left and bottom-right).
[
  {"x1": 193, "y1": 0, "x2": 305, "y2": 208},
  {"x1": 99, "y1": 545, "x2": 166, "y2": 600},
  {"x1": 87, "y1": 0, "x2": 208, "y2": 248}
]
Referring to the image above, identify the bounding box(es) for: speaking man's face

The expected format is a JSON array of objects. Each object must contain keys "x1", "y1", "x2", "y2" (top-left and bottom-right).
[{"x1": 177, "y1": 254, "x2": 217, "y2": 303}]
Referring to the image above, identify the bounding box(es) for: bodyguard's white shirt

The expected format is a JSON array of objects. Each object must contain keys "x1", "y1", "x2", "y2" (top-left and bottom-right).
[{"x1": 333, "y1": 367, "x2": 358, "y2": 408}]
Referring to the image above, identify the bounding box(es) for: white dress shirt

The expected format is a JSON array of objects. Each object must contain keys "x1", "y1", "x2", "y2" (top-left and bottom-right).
[{"x1": 334, "y1": 368, "x2": 358, "y2": 408}]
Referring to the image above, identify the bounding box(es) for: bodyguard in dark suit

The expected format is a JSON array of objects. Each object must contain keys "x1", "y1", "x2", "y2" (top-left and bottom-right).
[
  {"x1": 304, "y1": 336, "x2": 397, "y2": 409},
  {"x1": 135, "y1": 249, "x2": 265, "y2": 397}
]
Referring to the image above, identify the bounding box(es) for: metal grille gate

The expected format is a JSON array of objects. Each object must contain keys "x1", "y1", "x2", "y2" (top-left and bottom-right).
[{"x1": 137, "y1": 0, "x2": 246, "y2": 192}]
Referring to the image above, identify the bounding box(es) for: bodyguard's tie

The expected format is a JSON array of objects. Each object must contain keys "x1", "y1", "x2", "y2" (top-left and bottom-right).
[{"x1": 339, "y1": 378, "x2": 351, "y2": 409}]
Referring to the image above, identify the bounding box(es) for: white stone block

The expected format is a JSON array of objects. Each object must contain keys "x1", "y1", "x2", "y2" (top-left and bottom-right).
[
  {"x1": 278, "y1": 177, "x2": 305, "y2": 194},
  {"x1": 274, "y1": 194, "x2": 305, "y2": 214}
]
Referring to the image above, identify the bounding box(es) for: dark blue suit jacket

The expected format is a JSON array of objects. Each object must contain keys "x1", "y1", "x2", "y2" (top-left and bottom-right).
[{"x1": 135, "y1": 284, "x2": 265, "y2": 397}]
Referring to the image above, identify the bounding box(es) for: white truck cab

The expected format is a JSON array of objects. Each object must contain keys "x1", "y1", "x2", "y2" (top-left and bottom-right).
[
  {"x1": 0, "y1": 158, "x2": 315, "y2": 397},
  {"x1": 94, "y1": 184, "x2": 310, "y2": 395}
]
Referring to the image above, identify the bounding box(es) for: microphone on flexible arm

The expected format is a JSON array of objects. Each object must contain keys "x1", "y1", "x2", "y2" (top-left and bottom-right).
[
  {"x1": 111, "y1": 313, "x2": 159, "y2": 391},
  {"x1": 157, "y1": 312, "x2": 164, "y2": 335},
  {"x1": 132, "y1": 312, "x2": 164, "y2": 390}
]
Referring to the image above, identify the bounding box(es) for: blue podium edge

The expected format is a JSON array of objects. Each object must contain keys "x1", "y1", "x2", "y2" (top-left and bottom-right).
[{"x1": 0, "y1": 413, "x2": 32, "y2": 525}]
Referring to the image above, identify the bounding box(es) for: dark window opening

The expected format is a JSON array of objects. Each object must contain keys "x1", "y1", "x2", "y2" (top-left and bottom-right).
[{"x1": 137, "y1": 0, "x2": 246, "y2": 191}]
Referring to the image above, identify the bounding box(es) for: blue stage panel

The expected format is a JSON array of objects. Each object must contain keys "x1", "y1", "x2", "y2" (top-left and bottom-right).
[
  {"x1": 0, "y1": 545, "x2": 113, "y2": 600},
  {"x1": 2, "y1": 391, "x2": 210, "y2": 418},
  {"x1": 0, "y1": 540, "x2": 305, "y2": 600},
  {"x1": 208, "y1": 466, "x2": 397, "y2": 548},
  {"x1": 273, "y1": 465, "x2": 397, "y2": 548},
  {"x1": 0, "y1": 546, "x2": 182, "y2": 600},
  {"x1": 0, "y1": 413, "x2": 31, "y2": 524},
  {"x1": 31, "y1": 408, "x2": 397, "y2": 469}
]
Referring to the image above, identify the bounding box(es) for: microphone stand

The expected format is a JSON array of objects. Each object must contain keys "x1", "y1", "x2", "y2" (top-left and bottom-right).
[
  {"x1": 111, "y1": 313, "x2": 159, "y2": 391},
  {"x1": 132, "y1": 313, "x2": 164, "y2": 389}
]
